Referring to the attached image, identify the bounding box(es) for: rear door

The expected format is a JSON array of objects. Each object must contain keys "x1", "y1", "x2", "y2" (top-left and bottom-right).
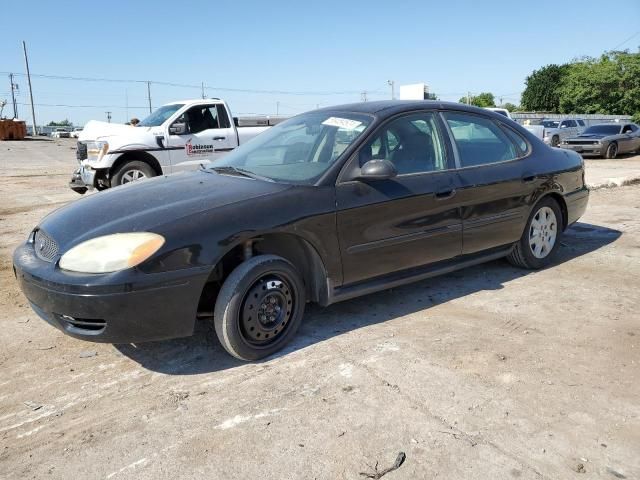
[
  {"x1": 336, "y1": 111, "x2": 462, "y2": 285},
  {"x1": 166, "y1": 104, "x2": 237, "y2": 173},
  {"x1": 441, "y1": 111, "x2": 534, "y2": 254}
]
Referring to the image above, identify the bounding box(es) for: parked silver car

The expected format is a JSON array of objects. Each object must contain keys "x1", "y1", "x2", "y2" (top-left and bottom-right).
[{"x1": 559, "y1": 123, "x2": 640, "y2": 158}]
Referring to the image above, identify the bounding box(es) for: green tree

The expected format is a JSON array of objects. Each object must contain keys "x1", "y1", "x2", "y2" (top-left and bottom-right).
[
  {"x1": 633, "y1": 112, "x2": 640, "y2": 123},
  {"x1": 457, "y1": 92, "x2": 496, "y2": 107},
  {"x1": 558, "y1": 50, "x2": 640, "y2": 115},
  {"x1": 521, "y1": 64, "x2": 569, "y2": 112},
  {"x1": 503, "y1": 102, "x2": 519, "y2": 112},
  {"x1": 47, "y1": 119, "x2": 72, "y2": 127}
]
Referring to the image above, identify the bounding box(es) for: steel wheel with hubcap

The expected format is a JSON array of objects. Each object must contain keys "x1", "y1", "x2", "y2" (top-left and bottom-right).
[
  {"x1": 214, "y1": 255, "x2": 306, "y2": 361},
  {"x1": 528, "y1": 206, "x2": 557, "y2": 259},
  {"x1": 507, "y1": 197, "x2": 563, "y2": 269}
]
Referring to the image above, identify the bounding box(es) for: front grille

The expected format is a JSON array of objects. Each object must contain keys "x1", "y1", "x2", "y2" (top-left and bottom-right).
[
  {"x1": 76, "y1": 142, "x2": 87, "y2": 160},
  {"x1": 567, "y1": 140, "x2": 599, "y2": 145},
  {"x1": 33, "y1": 230, "x2": 59, "y2": 262}
]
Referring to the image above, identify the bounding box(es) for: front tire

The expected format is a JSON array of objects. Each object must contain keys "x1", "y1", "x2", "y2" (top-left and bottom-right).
[
  {"x1": 605, "y1": 142, "x2": 618, "y2": 159},
  {"x1": 551, "y1": 135, "x2": 560, "y2": 147},
  {"x1": 507, "y1": 197, "x2": 563, "y2": 269},
  {"x1": 214, "y1": 255, "x2": 306, "y2": 361},
  {"x1": 110, "y1": 160, "x2": 155, "y2": 187}
]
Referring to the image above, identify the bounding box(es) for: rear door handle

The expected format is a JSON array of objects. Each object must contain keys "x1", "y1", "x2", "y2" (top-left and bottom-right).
[
  {"x1": 435, "y1": 189, "x2": 456, "y2": 200},
  {"x1": 213, "y1": 136, "x2": 226, "y2": 141},
  {"x1": 522, "y1": 175, "x2": 537, "y2": 183}
]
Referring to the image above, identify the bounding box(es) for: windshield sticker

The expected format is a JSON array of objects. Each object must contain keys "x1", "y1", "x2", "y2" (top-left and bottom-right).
[
  {"x1": 186, "y1": 138, "x2": 214, "y2": 156},
  {"x1": 322, "y1": 117, "x2": 362, "y2": 130}
]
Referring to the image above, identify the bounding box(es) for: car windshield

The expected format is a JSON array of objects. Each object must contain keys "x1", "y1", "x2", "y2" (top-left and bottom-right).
[
  {"x1": 138, "y1": 104, "x2": 184, "y2": 127},
  {"x1": 214, "y1": 111, "x2": 373, "y2": 184},
  {"x1": 542, "y1": 120, "x2": 560, "y2": 128},
  {"x1": 583, "y1": 125, "x2": 621, "y2": 135}
]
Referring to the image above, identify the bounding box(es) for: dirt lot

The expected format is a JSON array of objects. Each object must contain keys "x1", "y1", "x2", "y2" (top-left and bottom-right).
[{"x1": 1, "y1": 139, "x2": 639, "y2": 479}]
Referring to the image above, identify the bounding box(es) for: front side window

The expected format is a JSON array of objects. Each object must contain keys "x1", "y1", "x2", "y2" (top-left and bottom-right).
[
  {"x1": 577, "y1": 120, "x2": 586, "y2": 127},
  {"x1": 215, "y1": 111, "x2": 372, "y2": 184},
  {"x1": 443, "y1": 112, "x2": 518, "y2": 167},
  {"x1": 358, "y1": 112, "x2": 447, "y2": 175},
  {"x1": 185, "y1": 105, "x2": 220, "y2": 134}
]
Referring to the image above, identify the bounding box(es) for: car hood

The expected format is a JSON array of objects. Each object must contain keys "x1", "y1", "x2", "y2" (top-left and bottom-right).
[
  {"x1": 573, "y1": 133, "x2": 609, "y2": 139},
  {"x1": 38, "y1": 170, "x2": 290, "y2": 250},
  {"x1": 78, "y1": 120, "x2": 162, "y2": 149}
]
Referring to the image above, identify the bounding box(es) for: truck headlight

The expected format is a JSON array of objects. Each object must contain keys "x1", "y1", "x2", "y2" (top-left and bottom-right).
[
  {"x1": 86, "y1": 141, "x2": 109, "y2": 162},
  {"x1": 59, "y1": 232, "x2": 165, "y2": 273}
]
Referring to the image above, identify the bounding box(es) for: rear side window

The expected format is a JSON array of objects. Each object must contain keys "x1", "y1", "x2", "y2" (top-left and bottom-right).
[
  {"x1": 565, "y1": 120, "x2": 577, "y2": 128},
  {"x1": 503, "y1": 127, "x2": 530, "y2": 156},
  {"x1": 443, "y1": 112, "x2": 518, "y2": 167},
  {"x1": 577, "y1": 119, "x2": 585, "y2": 127}
]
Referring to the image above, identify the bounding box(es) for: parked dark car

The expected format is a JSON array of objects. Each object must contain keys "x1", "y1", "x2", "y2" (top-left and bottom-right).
[
  {"x1": 13, "y1": 101, "x2": 589, "y2": 361},
  {"x1": 559, "y1": 122, "x2": 640, "y2": 158}
]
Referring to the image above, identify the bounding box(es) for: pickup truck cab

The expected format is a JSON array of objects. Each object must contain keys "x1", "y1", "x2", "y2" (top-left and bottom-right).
[
  {"x1": 540, "y1": 118, "x2": 586, "y2": 147},
  {"x1": 70, "y1": 99, "x2": 274, "y2": 193}
]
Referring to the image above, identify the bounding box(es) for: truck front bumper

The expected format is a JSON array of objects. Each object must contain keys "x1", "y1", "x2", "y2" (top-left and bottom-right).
[
  {"x1": 13, "y1": 242, "x2": 211, "y2": 344},
  {"x1": 69, "y1": 165, "x2": 96, "y2": 194}
]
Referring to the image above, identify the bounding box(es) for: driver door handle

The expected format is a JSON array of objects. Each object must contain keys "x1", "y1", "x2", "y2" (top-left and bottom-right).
[
  {"x1": 435, "y1": 189, "x2": 456, "y2": 200},
  {"x1": 213, "y1": 136, "x2": 226, "y2": 141}
]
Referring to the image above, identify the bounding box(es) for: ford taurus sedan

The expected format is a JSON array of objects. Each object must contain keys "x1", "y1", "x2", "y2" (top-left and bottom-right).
[
  {"x1": 560, "y1": 122, "x2": 640, "y2": 158},
  {"x1": 13, "y1": 101, "x2": 589, "y2": 361}
]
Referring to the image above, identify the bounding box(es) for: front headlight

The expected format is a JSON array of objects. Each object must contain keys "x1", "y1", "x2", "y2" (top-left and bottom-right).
[
  {"x1": 59, "y1": 232, "x2": 165, "y2": 273},
  {"x1": 86, "y1": 141, "x2": 109, "y2": 162}
]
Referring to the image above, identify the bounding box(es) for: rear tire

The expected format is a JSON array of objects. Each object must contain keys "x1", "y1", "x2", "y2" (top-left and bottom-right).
[
  {"x1": 214, "y1": 255, "x2": 306, "y2": 361},
  {"x1": 110, "y1": 160, "x2": 156, "y2": 187},
  {"x1": 605, "y1": 142, "x2": 618, "y2": 159},
  {"x1": 507, "y1": 197, "x2": 563, "y2": 269}
]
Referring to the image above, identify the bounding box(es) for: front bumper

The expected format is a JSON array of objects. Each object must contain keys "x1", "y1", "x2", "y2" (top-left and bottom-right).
[
  {"x1": 13, "y1": 242, "x2": 211, "y2": 344},
  {"x1": 559, "y1": 144, "x2": 604, "y2": 157}
]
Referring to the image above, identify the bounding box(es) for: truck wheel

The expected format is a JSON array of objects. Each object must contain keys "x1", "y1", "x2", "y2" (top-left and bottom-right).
[
  {"x1": 551, "y1": 135, "x2": 560, "y2": 147},
  {"x1": 507, "y1": 197, "x2": 563, "y2": 270},
  {"x1": 605, "y1": 142, "x2": 618, "y2": 159},
  {"x1": 214, "y1": 255, "x2": 306, "y2": 361},
  {"x1": 111, "y1": 160, "x2": 155, "y2": 187}
]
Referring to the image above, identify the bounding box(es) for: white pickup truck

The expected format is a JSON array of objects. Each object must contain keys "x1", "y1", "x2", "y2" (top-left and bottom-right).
[{"x1": 70, "y1": 99, "x2": 277, "y2": 193}]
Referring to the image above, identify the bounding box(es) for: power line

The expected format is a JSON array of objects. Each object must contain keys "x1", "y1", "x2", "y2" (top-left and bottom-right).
[
  {"x1": 0, "y1": 71, "x2": 368, "y2": 96},
  {"x1": 611, "y1": 30, "x2": 640, "y2": 51}
]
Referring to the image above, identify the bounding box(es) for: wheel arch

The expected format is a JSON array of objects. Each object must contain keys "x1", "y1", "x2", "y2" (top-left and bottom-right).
[
  {"x1": 200, "y1": 232, "x2": 331, "y2": 313},
  {"x1": 110, "y1": 150, "x2": 163, "y2": 178},
  {"x1": 538, "y1": 191, "x2": 568, "y2": 231}
]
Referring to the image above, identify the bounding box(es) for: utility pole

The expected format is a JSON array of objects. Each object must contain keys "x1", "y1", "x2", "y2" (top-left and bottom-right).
[
  {"x1": 467, "y1": 91, "x2": 471, "y2": 105},
  {"x1": 361, "y1": 91, "x2": 368, "y2": 102},
  {"x1": 105, "y1": 111, "x2": 112, "y2": 123},
  {"x1": 22, "y1": 41, "x2": 37, "y2": 135},
  {"x1": 201, "y1": 82, "x2": 205, "y2": 99},
  {"x1": 146, "y1": 81, "x2": 152, "y2": 114},
  {"x1": 125, "y1": 89, "x2": 129, "y2": 122},
  {"x1": 387, "y1": 80, "x2": 395, "y2": 100},
  {"x1": 276, "y1": 101, "x2": 280, "y2": 115},
  {"x1": 8, "y1": 73, "x2": 18, "y2": 118}
]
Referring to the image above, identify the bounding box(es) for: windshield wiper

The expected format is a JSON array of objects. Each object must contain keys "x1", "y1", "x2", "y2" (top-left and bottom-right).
[{"x1": 209, "y1": 166, "x2": 274, "y2": 182}]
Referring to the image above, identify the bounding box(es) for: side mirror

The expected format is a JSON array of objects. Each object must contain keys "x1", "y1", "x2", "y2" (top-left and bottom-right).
[
  {"x1": 560, "y1": 124, "x2": 567, "y2": 129},
  {"x1": 169, "y1": 122, "x2": 187, "y2": 135},
  {"x1": 357, "y1": 159, "x2": 397, "y2": 181}
]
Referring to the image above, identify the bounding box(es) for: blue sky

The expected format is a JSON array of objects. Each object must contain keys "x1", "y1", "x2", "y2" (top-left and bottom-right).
[{"x1": 1, "y1": 0, "x2": 639, "y2": 125}]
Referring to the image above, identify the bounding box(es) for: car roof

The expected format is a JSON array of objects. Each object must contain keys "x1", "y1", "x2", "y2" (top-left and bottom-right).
[
  {"x1": 316, "y1": 100, "x2": 494, "y2": 117},
  {"x1": 164, "y1": 99, "x2": 222, "y2": 106}
]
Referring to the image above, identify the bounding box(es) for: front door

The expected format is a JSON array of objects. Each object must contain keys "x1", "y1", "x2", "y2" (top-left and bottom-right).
[
  {"x1": 336, "y1": 111, "x2": 462, "y2": 285},
  {"x1": 166, "y1": 104, "x2": 237, "y2": 173}
]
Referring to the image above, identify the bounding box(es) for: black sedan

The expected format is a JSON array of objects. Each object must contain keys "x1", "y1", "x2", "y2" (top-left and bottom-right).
[
  {"x1": 560, "y1": 122, "x2": 640, "y2": 158},
  {"x1": 13, "y1": 101, "x2": 589, "y2": 361}
]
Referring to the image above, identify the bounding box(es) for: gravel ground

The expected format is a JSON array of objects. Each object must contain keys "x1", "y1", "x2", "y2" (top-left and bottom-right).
[{"x1": 0, "y1": 138, "x2": 639, "y2": 479}]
